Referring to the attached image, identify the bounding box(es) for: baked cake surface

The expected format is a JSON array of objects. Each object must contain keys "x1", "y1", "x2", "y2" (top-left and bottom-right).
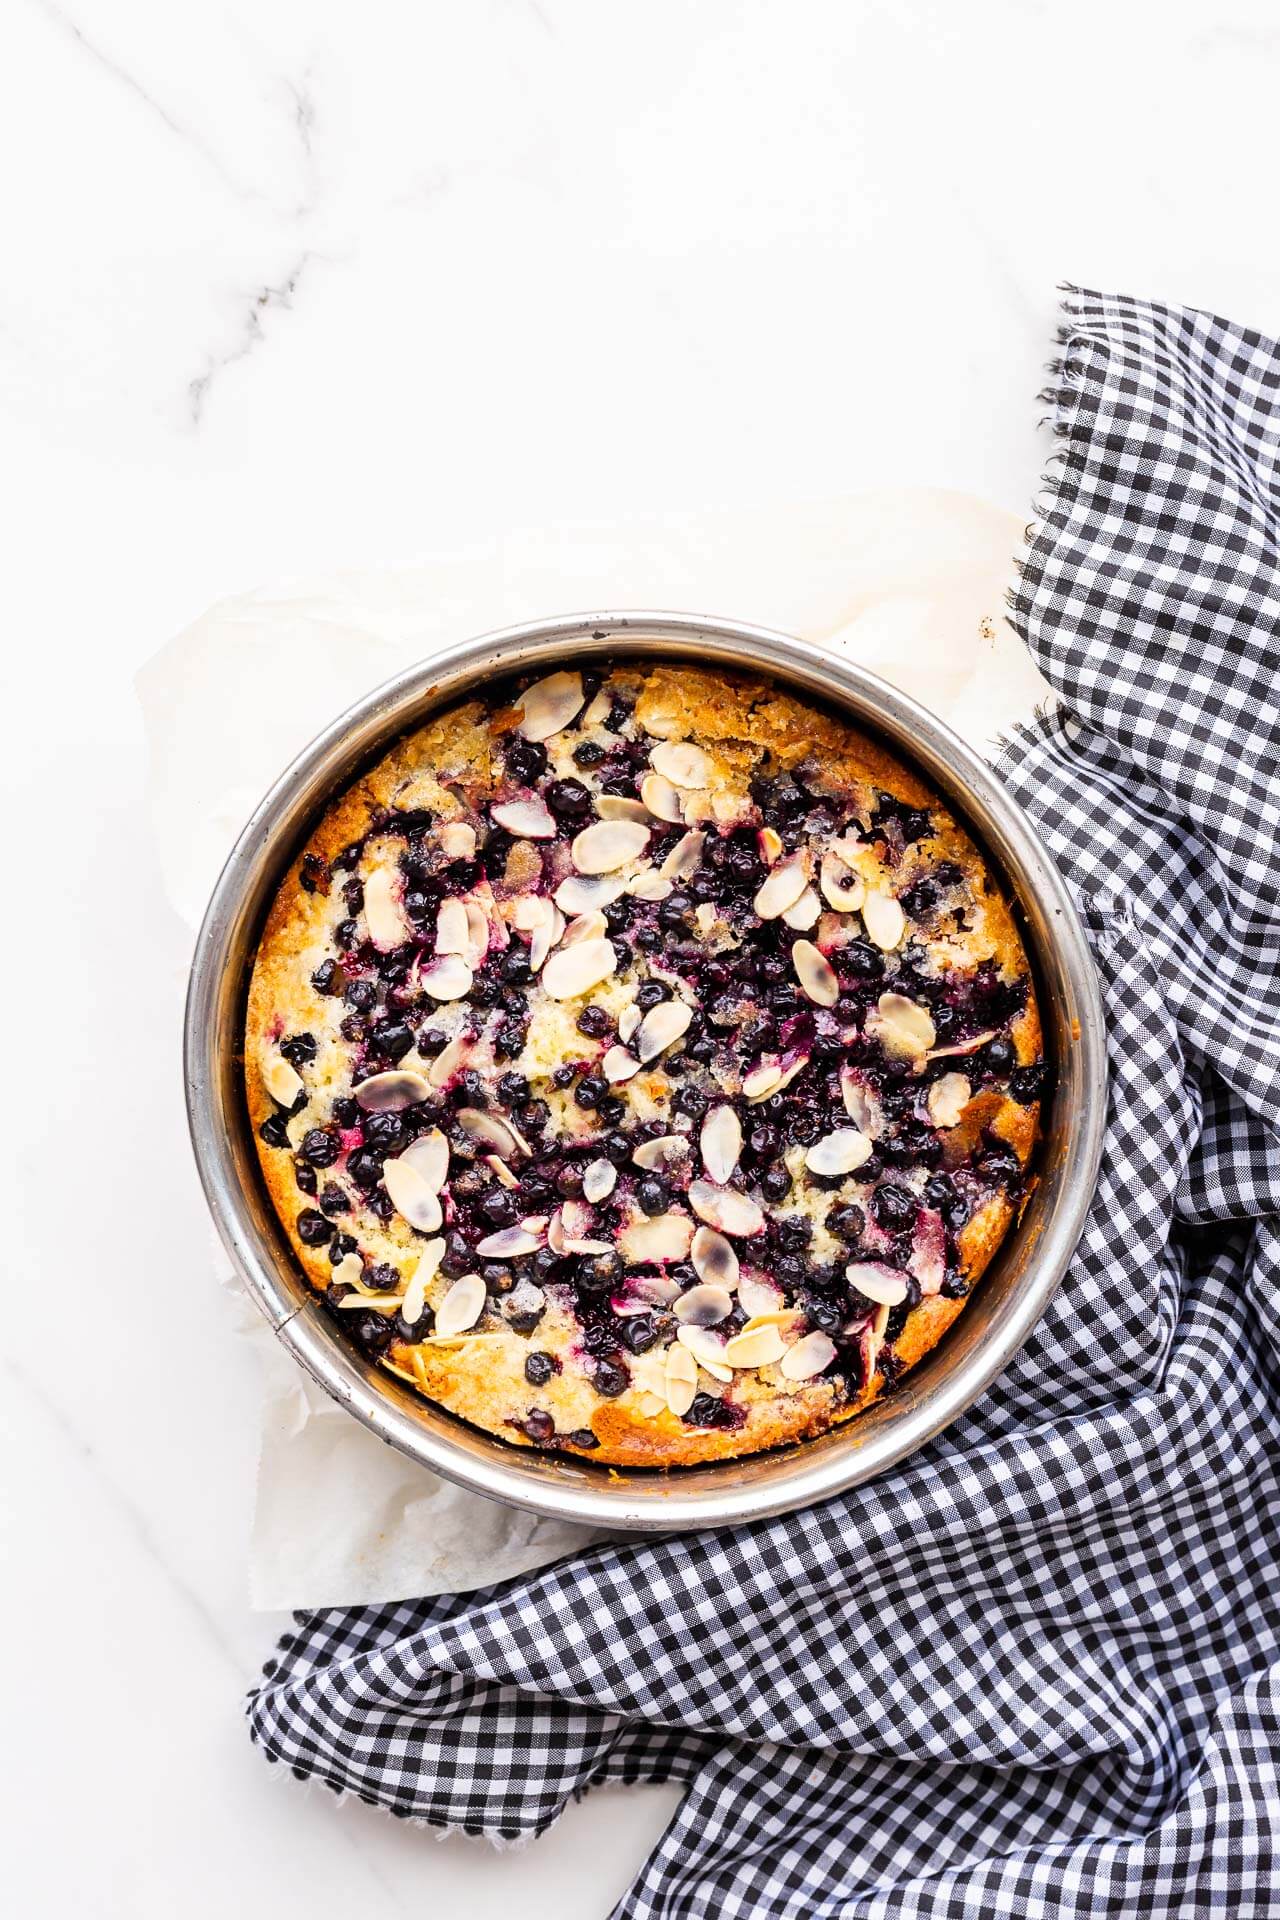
[{"x1": 246, "y1": 661, "x2": 1044, "y2": 1466}]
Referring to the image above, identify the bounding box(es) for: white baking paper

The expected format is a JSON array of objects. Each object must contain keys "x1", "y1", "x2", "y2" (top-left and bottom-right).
[{"x1": 139, "y1": 488, "x2": 1049, "y2": 1609}]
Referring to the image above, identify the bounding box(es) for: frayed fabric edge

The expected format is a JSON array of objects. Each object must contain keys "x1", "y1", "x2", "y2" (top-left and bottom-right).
[{"x1": 1006, "y1": 282, "x2": 1098, "y2": 641}]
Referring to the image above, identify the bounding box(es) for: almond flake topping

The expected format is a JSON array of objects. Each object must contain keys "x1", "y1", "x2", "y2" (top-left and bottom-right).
[
  {"x1": 420, "y1": 954, "x2": 473, "y2": 1000},
  {"x1": 639, "y1": 771, "x2": 685, "y2": 823},
  {"x1": 650, "y1": 740, "x2": 710, "y2": 788},
  {"x1": 435, "y1": 1271, "x2": 486, "y2": 1337},
  {"x1": 492, "y1": 796, "x2": 555, "y2": 839},
  {"x1": 596, "y1": 795, "x2": 652, "y2": 825},
  {"x1": 364, "y1": 865, "x2": 410, "y2": 951},
  {"x1": 845, "y1": 1261, "x2": 909, "y2": 1306},
  {"x1": 582, "y1": 1159, "x2": 617, "y2": 1203},
  {"x1": 673, "y1": 1283, "x2": 734, "y2": 1327},
  {"x1": 435, "y1": 897, "x2": 470, "y2": 955},
  {"x1": 487, "y1": 1155, "x2": 520, "y2": 1188},
  {"x1": 754, "y1": 855, "x2": 808, "y2": 921},
  {"x1": 862, "y1": 890, "x2": 906, "y2": 951},
  {"x1": 868, "y1": 991, "x2": 937, "y2": 1058},
  {"x1": 475, "y1": 1224, "x2": 545, "y2": 1258},
  {"x1": 554, "y1": 873, "x2": 627, "y2": 914},
  {"x1": 676, "y1": 1325, "x2": 733, "y2": 1383},
  {"x1": 664, "y1": 1343, "x2": 699, "y2": 1417},
  {"x1": 660, "y1": 829, "x2": 706, "y2": 880},
  {"x1": 927, "y1": 1072, "x2": 972, "y2": 1128},
  {"x1": 529, "y1": 901, "x2": 564, "y2": 972},
  {"x1": 632, "y1": 1135, "x2": 690, "y2": 1170},
  {"x1": 738, "y1": 1273, "x2": 783, "y2": 1317},
  {"x1": 688, "y1": 1180, "x2": 764, "y2": 1237},
  {"x1": 571, "y1": 819, "x2": 651, "y2": 874},
  {"x1": 742, "y1": 1059, "x2": 783, "y2": 1101},
  {"x1": 618, "y1": 1003, "x2": 642, "y2": 1044},
  {"x1": 636, "y1": 999, "x2": 692, "y2": 1062},
  {"x1": 841, "y1": 1068, "x2": 884, "y2": 1135},
  {"x1": 926, "y1": 1029, "x2": 998, "y2": 1061},
  {"x1": 619, "y1": 1211, "x2": 694, "y2": 1263},
  {"x1": 562, "y1": 908, "x2": 608, "y2": 945},
  {"x1": 400, "y1": 1127, "x2": 449, "y2": 1191},
  {"x1": 427, "y1": 1034, "x2": 470, "y2": 1087},
  {"x1": 602, "y1": 1045, "x2": 642, "y2": 1083},
  {"x1": 805, "y1": 1127, "x2": 873, "y2": 1177},
  {"x1": 353, "y1": 1070, "x2": 432, "y2": 1112},
  {"x1": 438, "y1": 821, "x2": 477, "y2": 860},
  {"x1": 516, "y1": 670, "x2": 584, "y2": 742},
  {"x1": 457, "y1": 1108, "x2": 525, "y2": 1159},
  {"x1": 723, "y1": 1323, "x2": 786, "y2": 1369},
  {"x1": 400, "y1": 1245, "x2": 442, "y2": 1328},
  {"x1": 783, "y1": 886, "x2": 822, "y2": 931},
  {"x1": 691, "y1": 1223, "x2": 739, "y2": 1289},
  {"x1": 792, "y1": 939, "x2": 839, "y2": 1007},
  {"x1": 542, "y1": 935, "x2": 618, "y2": 1000},
  {"x1": 628, "y1": 869, "x2": 673, "y2": 902},
  {"x1": 263, "y1": 1055, "x2": 303, "y2": 1107},
  {"x1": 780, "y1": 1330, "x2": 836, "y2": 1381},
  {"x1": 758, "y1": 826, "x2": 783, "y2": 865},
  {"x1": 820, "y1": 850, "x2": 866, "y2": 913},
  {"x1": 700, "y1": 1104, "x2": 742, "y2": 1184},
  {"x1": 382, "y1": 1155, "x2": 444, "y2": 1233}
]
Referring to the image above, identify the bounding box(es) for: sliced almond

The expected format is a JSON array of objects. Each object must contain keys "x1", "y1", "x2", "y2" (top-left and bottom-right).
[
  {"x1": 596, "y1": 795, "x2": 652, "y2": 825},
  {"x1": 660, "y1": 829, "x2": 706, "y2": 880},
  {"x1": 619, "y1": 1211, "x2": 694, "y2": 1264},
  {"x1": 804, "y1": 1127, "x2": 873, "y2": 1178},
  {"x1": 845, "y1": 1261, "x2": 909, "y2": 1306},
  {"x1": 690, "y1": 1224, "x2": 739, "y2": 1290},
  {"x1": 562, "y1": 909, "x2": 608, "y2": 945},
  {"x1": 738, "y1": 1273, "x2": 783, "y2": 1317},
  {"x1": 582, "y1": 1159, "x2": 617, "y2": 1203},
  {"x1": 819, "y1": 850, "x2": 866, "y2": 913},
  {"x1": 927, "y1": 1072, "x2": 971, "y2": 1128},
  {"x1": 840, "y1": 1068, "x2": 885, "y2": 1136},
  {"x1": 400, "y1": 1127, "x2": 449, "y2": 1191},
  {"x1": 516, "y1": 670, "x2": 584, "y2": 742},
  {"x1": 779, "y1": 1330, "x2": 836, "y2": 1381},
  {"x1": 399, "y1": 1248, "x2": 438, "y2": 1328},
  {"x1": 487, "y1": 1155, "x2": 520, "y2": 1189},
  {"x1": 673, "y1": 1283, "x2": 733, "y2": 1327},
  {"x1": 435, "y1": 897, "x2": 470, "y2": 955},
  {"x1": 475, "y1": 1225, "x2": 544, "y2": 1257},
  {"x1": 419, "y1": 954, "x2": 473, "y2": 1001},
  {"x1": 772, "y1": 1053, "x2": 811, "y2": 1095},
  {"x1": 926, "y1": 1029, "x2": 998, "y2": 1061},
  {"x1": 792, "y1": 939, "x2": 839, "y2": 1008},
  {"x1": 742, "y1": 1058, "x2": 783, "y2": 1101},
  {"x1": 753, "y1": 855, "x2": 807, "y2": 920},
  {"x1": 617, "y1": 1003, "x2": 641, "y2": 1044},
  {"x1": 632, "y1": 1135, "x2": 690, "y2": 1170},
  {"x1": 639, "y1": 771, "x2": 685, "y2": 824},
  {"x1": 353, "y1": 1070, "x2": 432, "y2": 1112},
  {"x1": 427, "y1": 1034, "x2": 470, "y2": 1088},
  {"x1": 628, "y1": 1272, "x2": 682, "y2": 1308},
  {"x1": 554, "y1": 873, "x2": 627, "y2": 915},
  {"x1": 650, "y1": 740, "x2": 709, "y2": 788},
  {"x1": 580, "y1": 687, "x2": 612, "y2": 727},
  {"x1": 868, "y1": 991, "x2": 937, "y2": 1058},
  {"x1": 457, "y1": 1108, "x2": 524, "y2": 1159},
  {"x1": 602, "y1": 1045, "x2": 641, "y2": 1083},
  {"x1": 492, "y1": 796, "x2": 555, "y2": 839},
  {"x1": 438, "y1": 820, "x2": 477, "y2": 861},
  {"x1": 571, "y1": 819, "x2": 650, "y2": 874},
  {"x1": 330, "y1": 1252, "x2": 366, "y2": 1292},
  {"x1": 664, "y1": 1343, "x2": 699, "y2": 1417},
  {"x1": 529, "y1": 902, "x2": 563, "y2": 973},
  {"x1": 382, "y1": 1155, "x2": 444, "y2": 1232},
  {"x1": 636, "y1": 999, "x2": 692, "y2": 1062},
  {"x1": 699, "y1": 1104, "x2": 742, "y2": 1185},
  {"x1": 435, "y1": 1271, "x2": 486, "y2": 1337},
  {"x1": 723, "y1": 1323, "x2": 786, "y2": 1369},
  {"x1": 758, "y1": 826, "x2": 783, "y2": 865},
  {"x1": 628, "y1": 869, "x2": 673, "y2": 902},
  {"x1": 263, "y1": 1055, "x2": 303, "y2": 1107},
  {"x1": 676, "y1": 1325, "x2": 733, "y2": 1383},
  {"x1": 464, "y1": 899, "x2": 493, "y2": 966},
  {"x1": 862, "y1": 890, "x2": 906, "y2": 951},
  {"x1": 364, "y1": 865, "x2": 409, "y2": 951},
  {"x1": 688, "y1": 1180, "x2": 764, "y2": 1237},
  {"x1": 542, "y1": 936, "x2": 618, "y2": 1000},
  {"x1": 783, "y1": 886, "x2": 822, "y2": 931}
]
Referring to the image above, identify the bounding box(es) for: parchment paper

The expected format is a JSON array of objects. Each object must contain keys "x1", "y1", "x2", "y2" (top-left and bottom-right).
[{"x1": 140, "y1": 489, "x2": 1048, "y2": 1609}]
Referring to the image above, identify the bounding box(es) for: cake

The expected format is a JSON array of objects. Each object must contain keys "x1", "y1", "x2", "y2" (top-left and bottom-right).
[{"x1": 246, "y1": 660, "x2": 1045, "y2": 1467}]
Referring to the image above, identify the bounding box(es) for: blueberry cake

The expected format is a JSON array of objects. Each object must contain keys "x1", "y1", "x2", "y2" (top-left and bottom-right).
[{"x1": 247, "y1": 662, "x2": 1045, "y2": 1467}]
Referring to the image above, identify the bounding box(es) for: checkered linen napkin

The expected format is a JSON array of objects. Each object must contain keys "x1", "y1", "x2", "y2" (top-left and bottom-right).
[{"x1": 246, "y1": 289, "x2": 1280, "y2": 1916}]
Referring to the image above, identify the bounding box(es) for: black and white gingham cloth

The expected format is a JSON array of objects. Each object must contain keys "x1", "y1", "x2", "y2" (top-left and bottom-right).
[{"x1": 247, "y1": 289, "x2": 1280, "y2": 1915}]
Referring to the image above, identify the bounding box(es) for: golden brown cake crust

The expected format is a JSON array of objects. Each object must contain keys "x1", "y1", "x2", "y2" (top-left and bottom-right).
[{"x1": 247, "y1": 661, "x2": 1044, "y2": 1468}]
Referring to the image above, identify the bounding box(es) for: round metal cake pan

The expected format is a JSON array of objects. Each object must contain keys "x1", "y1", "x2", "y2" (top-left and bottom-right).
[{"x1": 185, "y1": 611, "x2": 1106, "y2": 1531}]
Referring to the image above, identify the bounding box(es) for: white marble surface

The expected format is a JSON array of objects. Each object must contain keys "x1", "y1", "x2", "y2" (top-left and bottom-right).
[{"x1": 5, "y1": 2, "x2": 1280, "y2": 1914}]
